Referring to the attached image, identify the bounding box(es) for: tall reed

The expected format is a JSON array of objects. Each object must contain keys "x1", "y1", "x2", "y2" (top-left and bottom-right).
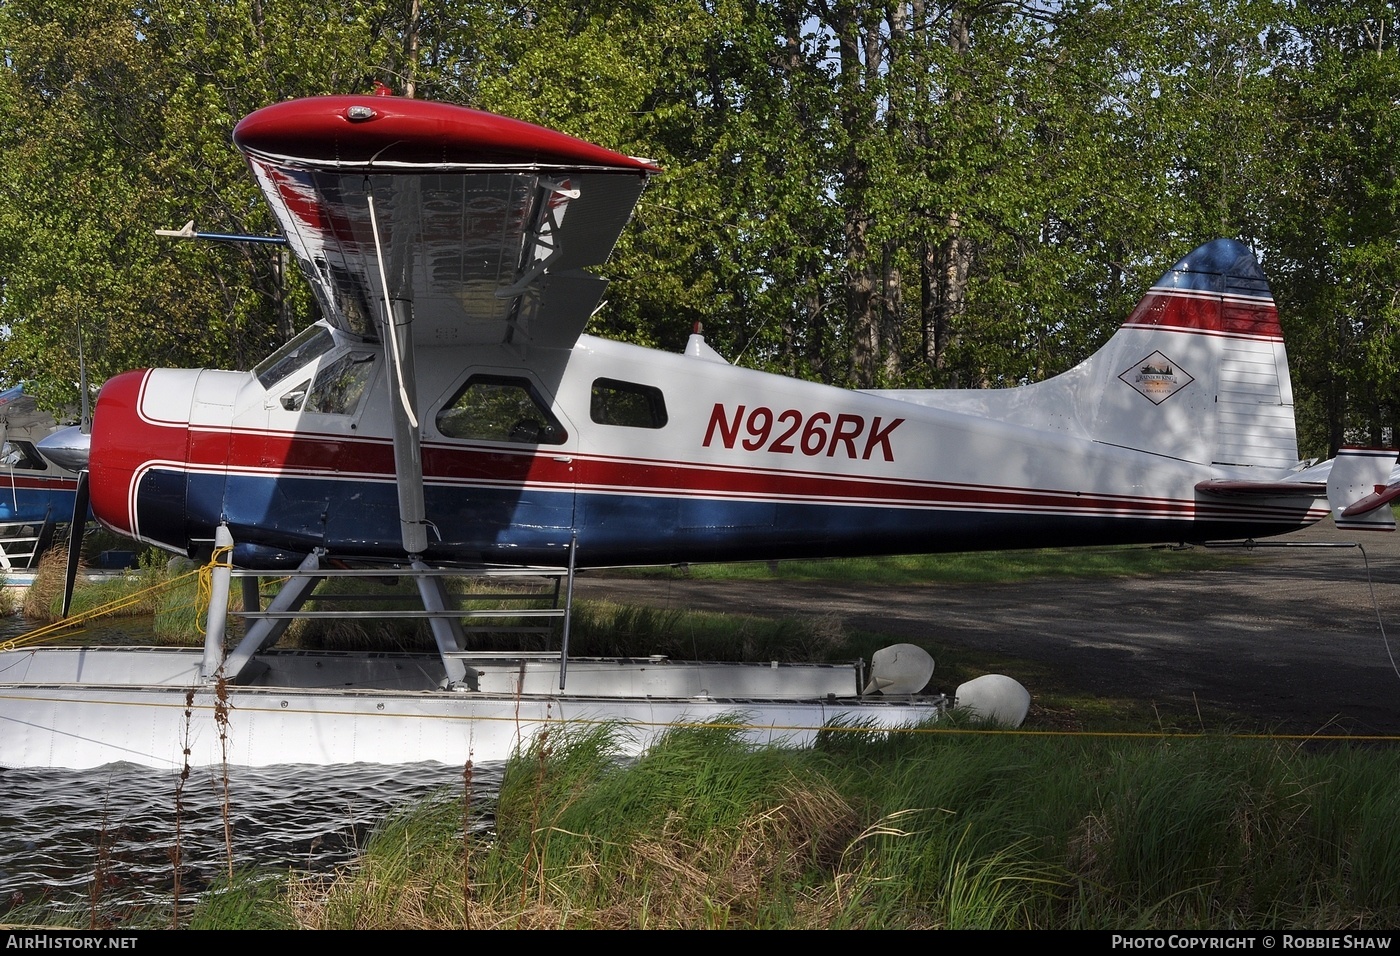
[{"x1": 252, "y1": 730, "x2": 1400, "y2": 930}]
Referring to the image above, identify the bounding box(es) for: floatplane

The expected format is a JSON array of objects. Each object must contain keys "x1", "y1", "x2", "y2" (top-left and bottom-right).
[
  {"x1": 1, "y1": 90, "x2": 1394, "y2": 771},
  {"x1": 0, "y1": 384, "x2": 83, "y2": 575}
]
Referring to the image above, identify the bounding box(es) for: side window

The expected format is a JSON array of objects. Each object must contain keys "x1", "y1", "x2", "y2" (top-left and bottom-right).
[
  {"x1": 590, "y1": 378, "x2": 668, "y2": 429},
  {"x1": 436, "y1": 375, "x2": 567, "y2": 445},
  {"x1": 306, "y1": 352, "x2": 375, "y2": 415}
]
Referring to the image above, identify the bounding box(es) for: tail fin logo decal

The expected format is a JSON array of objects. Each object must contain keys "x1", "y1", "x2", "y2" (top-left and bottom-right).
[{"x1": 1120, "y1": 351, "x2": 1194, "y2": 405}]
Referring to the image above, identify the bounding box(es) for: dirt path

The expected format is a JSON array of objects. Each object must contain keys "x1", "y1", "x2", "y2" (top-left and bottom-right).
[{"x1": 572, "y1": 523, "x2": 1400, "y2": 736}]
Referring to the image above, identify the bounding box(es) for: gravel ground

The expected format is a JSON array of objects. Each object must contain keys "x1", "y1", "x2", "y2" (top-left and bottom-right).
[{"x1": 571, "y1": 521, "x2": 1400, "y2": 737}]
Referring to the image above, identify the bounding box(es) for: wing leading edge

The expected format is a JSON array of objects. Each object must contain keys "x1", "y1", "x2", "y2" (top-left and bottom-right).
[{"x1": 233, "y1": 94, "x2": 658, "y2": 352}]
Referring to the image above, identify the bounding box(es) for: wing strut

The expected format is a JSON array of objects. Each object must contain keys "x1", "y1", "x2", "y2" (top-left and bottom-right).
[{"x1": 365, "y1": 183, "x2": 430, "y2": 555}]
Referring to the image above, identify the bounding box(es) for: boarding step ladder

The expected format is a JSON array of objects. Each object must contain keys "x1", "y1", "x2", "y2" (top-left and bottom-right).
[
  {"x1": 208, "y1": 533, "x2": 579, "y2": 690},
  {"x1": 0, "y1": 511, "x2": 57, "y2": 572}
]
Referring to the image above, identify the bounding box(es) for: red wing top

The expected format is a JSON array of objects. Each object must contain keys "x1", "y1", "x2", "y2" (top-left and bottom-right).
[
  {"x1": 233, "y1": 95, "x2": 657, "y2": 349},
  {"x1": 233, "y1": 95, "x2": 658, "y2": 173}
]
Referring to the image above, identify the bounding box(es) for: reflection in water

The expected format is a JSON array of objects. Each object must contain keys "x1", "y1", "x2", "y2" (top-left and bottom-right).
[{"x1": 0, "y1": 613, "x2": 502, "y2": 915}]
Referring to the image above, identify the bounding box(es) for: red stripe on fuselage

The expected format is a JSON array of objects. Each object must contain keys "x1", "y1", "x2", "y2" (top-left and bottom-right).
[
  {"x1": 180, "y1": 428, "x2": 568, "y2": 485},
  {"x1": 1, "y1": 474, "x2": 78, "y2": 490},
  {"x1": 1125, "y1": 290, "x2": 1281, "y2": 341},
  {"x1": 171, "y1": 425, "x2": 1318, "y2": 524}
]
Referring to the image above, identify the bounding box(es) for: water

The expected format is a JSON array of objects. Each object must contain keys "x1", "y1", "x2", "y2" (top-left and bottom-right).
[
  {"x1": 0, "y1": 760, "x2": 503, "y2": 915},
  {"x1": 0, "y1": 605, "x2": 168, "y2": 648},
  {"x1": 0, "y1": 613, "x2": 503, "y2": 916}
]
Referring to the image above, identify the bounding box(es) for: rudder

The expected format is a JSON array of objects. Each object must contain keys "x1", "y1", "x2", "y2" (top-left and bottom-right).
[{"x1": 1087, "y1": 239, "x2": 1297, "y2": 469}]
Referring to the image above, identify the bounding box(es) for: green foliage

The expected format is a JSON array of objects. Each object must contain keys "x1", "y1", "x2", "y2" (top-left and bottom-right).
[
  {"x1": 314, "y1": 788, "x2": 472, "y2": 929},
  {"x1": 186, "y1": 870, "x2": 298, "y2": 930},
  {"x1": 1260, "y1": 4, "x2": 1400, "y2": 456},
  {"x1": 3, "y1": 1, "x2": 1399, "y2": 451}
]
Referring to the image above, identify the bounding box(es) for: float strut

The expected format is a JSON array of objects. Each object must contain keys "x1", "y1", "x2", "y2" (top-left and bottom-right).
[{"x1": 201, "y1": 524, "x2": 235, "y2": 679}]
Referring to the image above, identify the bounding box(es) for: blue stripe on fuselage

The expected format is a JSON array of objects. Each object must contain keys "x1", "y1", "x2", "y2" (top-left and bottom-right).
[
  {"x1": 140, "y1": 468, "x2": 1317, "y2": 569},
  {"x1": 0, "y1": 488, "x2": 76, "y2": 524}
]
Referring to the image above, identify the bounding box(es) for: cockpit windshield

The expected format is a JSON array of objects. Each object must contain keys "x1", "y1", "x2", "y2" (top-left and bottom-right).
[
  {"x1": 1, "y1": 440, "x2": 47, "y2": 471},
  {"x1": 253, "y1": 324, "x2": 336, "y2": 389}
]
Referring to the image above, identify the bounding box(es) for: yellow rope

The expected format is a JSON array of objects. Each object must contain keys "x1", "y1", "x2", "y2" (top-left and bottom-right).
[
  {"x1": 0, "y1": 555, "x2": 292, "y2": 652},
  {"x1": 2, "y1": 566, "x2": 204, "y2": 650},
  {"x1": 196, "y1": 543, "x2": 235, "y2": 635}
]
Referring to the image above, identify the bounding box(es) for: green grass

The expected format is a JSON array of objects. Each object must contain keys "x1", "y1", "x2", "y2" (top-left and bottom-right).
[
  {"x1": 22, "y1": 547, "x2": 178, "y2": 622},
  {"x1": 163, "y1": 728, "x2": 1400, "y2": 930},
  {"x1": 185, "y1": 871, "x2": 296, "y2": 930},
  {"x1": 612, "y1": 543, "x2": 1249, "y2": 585}
]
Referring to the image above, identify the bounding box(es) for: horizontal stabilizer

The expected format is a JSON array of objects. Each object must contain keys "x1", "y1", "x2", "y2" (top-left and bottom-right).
[
  {"x1": 1195, "y1": 479, "x2": 1325, "y2": 498},
  {"x1": 1339, "y1": 483, "x2": 1400, "y2": 519},
  {"x1": 1328, "y1": 448, "x2": 1398, "y2": 532}
]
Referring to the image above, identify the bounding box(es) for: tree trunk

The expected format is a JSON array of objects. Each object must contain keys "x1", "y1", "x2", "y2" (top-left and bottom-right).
[
  {"x1": 920, "y1": 5, "x2": 975, "y2": 386},
  {"x1": 824, "y1": 0, "x2": 882, "y2": 386}
]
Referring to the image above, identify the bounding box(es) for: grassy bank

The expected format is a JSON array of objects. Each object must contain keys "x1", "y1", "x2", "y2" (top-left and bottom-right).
[{"x1": 16, "y1": 725, "x2": 1390, "y2": 929}]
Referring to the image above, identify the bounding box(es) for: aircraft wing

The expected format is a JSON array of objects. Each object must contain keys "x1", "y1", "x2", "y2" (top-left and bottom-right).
[
  {"x1": 0, "y1": 384, "x2": 65, "y2": 434},
  {"x1": 233, "y1": 94, "x2": 658, "y2": 351}
]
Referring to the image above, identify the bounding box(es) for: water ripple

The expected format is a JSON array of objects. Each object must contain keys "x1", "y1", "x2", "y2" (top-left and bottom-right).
[{"x1": 0, "y1": 760, "x2": 501, "y2": 912}]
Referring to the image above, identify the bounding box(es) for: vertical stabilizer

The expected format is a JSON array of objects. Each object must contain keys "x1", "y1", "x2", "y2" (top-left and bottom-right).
[
  {"x1": 1087, "y1": 239, "x2": 1296, "y2": 468},
  {"x1": 869, "y1": 240, "x2": 1300, "y2": 473}
]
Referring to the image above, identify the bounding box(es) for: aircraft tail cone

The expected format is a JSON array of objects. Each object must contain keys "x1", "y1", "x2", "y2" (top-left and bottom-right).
[
  {"x1": 954, "y1": 674, "x2": 1031, "y2": 728},
  {"x1": 862, "y1": 643, "x2": 935, "y2": 696}
]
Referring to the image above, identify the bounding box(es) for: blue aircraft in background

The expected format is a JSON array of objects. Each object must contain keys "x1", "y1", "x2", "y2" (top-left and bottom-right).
[{"x1": 0, "y1": 384, "x2": 82, "y2": 571}]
